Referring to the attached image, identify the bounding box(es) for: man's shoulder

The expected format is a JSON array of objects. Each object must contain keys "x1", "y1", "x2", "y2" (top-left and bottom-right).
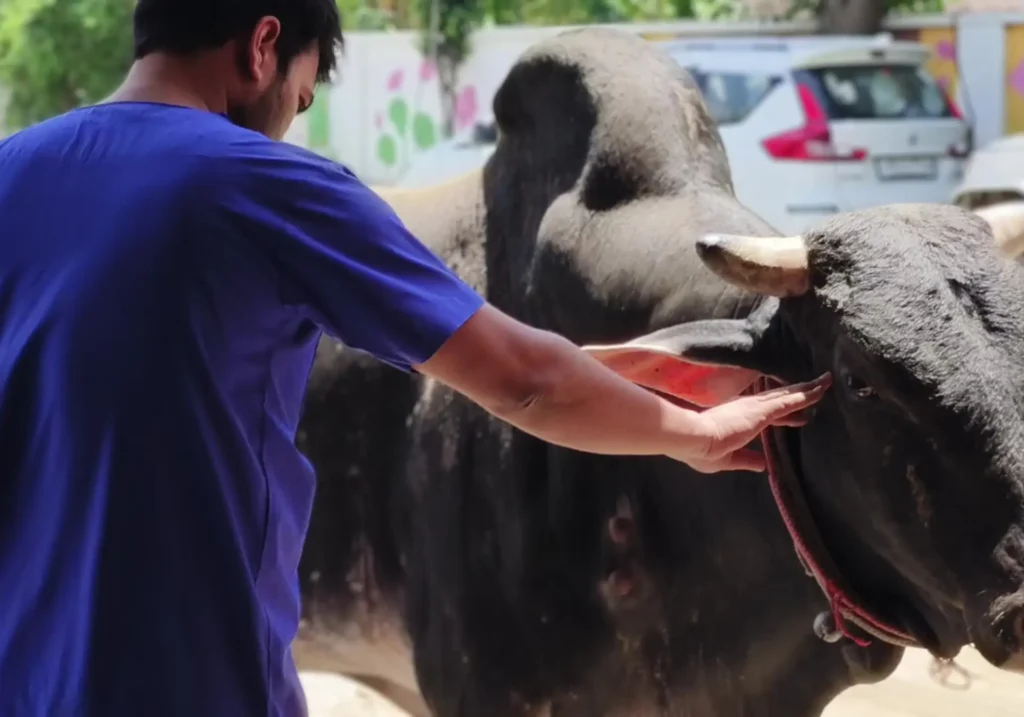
[
  {"x1": 216, "y1": 131, "x2": 362, "y2": 188},
  {"x1": 211, "y1": 133, "x2": 391, "y2": 227}
]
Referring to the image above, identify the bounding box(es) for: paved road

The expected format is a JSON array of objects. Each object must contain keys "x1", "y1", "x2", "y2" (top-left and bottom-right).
[{"x1": 300, "y1": 647, "x2": 1024, "y2": 716}]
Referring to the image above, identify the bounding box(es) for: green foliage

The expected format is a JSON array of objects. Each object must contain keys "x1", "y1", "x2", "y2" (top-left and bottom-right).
[
  {"x1": 886, "y1": 0, "x2": 944, "y2": 14},
  {"x1": 0, "y1": 0, "x2": 366, "y2": 130},
  {"x1": 336, "y1": 0, "x2": 399, "y2": 30},
  {"x1": 416, "y1": 0, "x2": 485, "y2": 137},
  {"x1": 514, "y1": 0, "x2": 696, "y2": 25},
  {"x1": 417, "y1": 0, "x2": 485, "y2": 70},
  {"x1": 782, "y1": 0, "x2": 944, "y2": 22},
  {"x1": 0, "y1": 0, "x2": 135, "y2": 128}
]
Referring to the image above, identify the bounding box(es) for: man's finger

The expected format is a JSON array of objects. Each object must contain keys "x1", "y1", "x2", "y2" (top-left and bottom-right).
[
  {"x1": 758, "y1": 373, "x2": 832, "y2": 420},
  {"x1": 728, "y1": 449, "x2": 767, "y2": 473},
  {"x1": 769, "y1": 409, "x2": 811, "y2": 427},
  {"x1": 715, "y1": 448, "x2": 766, "y2": 473},
  {"x1": 755, "y1": 372, "x2": 831, "y2": 401}
]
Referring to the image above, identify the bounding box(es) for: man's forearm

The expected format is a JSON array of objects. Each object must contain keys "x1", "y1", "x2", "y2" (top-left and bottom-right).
[{"x1": 485, "y1": 329, "x2": 711, "y2": 458}]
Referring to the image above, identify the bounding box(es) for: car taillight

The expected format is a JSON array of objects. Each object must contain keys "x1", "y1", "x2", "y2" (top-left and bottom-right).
[
  {"x1": 944, "y1": 87, "x2": 964, "y2": 120},
  {"x1": 761, "y1": 83, "x2": 867, "y2": 162},
  {"x1": 942, "y1": 87, "x2": 971, "y2": 158}
]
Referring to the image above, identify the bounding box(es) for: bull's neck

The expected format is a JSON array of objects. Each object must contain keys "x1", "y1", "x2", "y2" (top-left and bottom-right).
[
  {"x1": 531, "y1": 441, "x2": 895, "y2": 712},
  {"x1": 804, "y1": 481, "x2": 957, "y2": 650}
]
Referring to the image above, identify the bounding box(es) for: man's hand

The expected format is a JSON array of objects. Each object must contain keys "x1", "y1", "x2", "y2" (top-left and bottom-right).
[{"x1": 672, "y1": 374, "x2": 832, "y2": 473}]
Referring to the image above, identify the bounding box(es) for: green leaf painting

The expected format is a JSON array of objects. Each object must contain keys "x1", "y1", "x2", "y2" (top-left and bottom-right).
[
  {"x1": 389, "y1": 98, "x2": 409, "y2": 135},
  {"x1": 412, "y1": 113, "x2": 436, "y2": 150},
  {"x1": 377, "y1": 135, "x2": 398, "y2": 167},
  {"x1": 374, "y1": 63, "x2": 460, "y2": 170},
  {"x1": 307, "y1": 94, "x2": 330, "y2": 149}
]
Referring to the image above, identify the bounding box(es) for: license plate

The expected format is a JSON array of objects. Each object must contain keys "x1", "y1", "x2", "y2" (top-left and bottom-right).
[{"x1": 875, "y1": 156, "x2": 938, "y2": 181}]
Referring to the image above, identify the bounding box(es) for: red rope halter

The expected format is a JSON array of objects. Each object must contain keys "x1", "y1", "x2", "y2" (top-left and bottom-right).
[{"x1": 757, "y1": 377, "x2": 921, "y2": 650}]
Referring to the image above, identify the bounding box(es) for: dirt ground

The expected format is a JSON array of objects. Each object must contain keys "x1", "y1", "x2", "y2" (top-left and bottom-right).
[{"x1": 299, "y1": 647, "x2": 1024, "y2": 716}]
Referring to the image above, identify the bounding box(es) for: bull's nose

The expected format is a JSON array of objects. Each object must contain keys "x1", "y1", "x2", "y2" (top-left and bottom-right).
[{"x1": 977, "y1": 603, "x2": 1024, "y2": 673}]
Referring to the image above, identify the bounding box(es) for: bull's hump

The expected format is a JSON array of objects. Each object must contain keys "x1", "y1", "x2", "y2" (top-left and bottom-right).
[{"x1": 374, "y1": 171, "x2": 488, "y2": 295}]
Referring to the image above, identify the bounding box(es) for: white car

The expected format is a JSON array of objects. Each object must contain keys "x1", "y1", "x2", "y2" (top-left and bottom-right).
[
  {"x1": 951, "y1": 132, "x2": 1024, "y2": 210},
  {"x1": 661, "y1": 34, "x2": 972, "y2": 234},
  {"x1": 950, "y1": 133, "x2": 1024, "y2": 261},
  {"x1": 397, "y1": 35, "x2": 971, "y2": 235}
]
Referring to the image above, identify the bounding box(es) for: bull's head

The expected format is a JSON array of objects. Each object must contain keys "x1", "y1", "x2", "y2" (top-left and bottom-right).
[{"x1": 586, "y1": 203, "x2": 1024, "y2": 671}]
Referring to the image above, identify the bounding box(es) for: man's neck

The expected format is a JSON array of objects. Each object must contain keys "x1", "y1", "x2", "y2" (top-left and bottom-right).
[{"x1": 105, "y1": 53, "x2": 229, "y2": 115}]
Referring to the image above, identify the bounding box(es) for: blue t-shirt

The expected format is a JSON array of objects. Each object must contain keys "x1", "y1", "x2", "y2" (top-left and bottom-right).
[{"x1": 0, "y1": 102, "x2": 484, "y2": 716}]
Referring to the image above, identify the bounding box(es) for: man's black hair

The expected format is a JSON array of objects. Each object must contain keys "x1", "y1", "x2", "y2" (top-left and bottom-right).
[{"x1": 132, "y1": 0, "x2": 344, "y2": 84}]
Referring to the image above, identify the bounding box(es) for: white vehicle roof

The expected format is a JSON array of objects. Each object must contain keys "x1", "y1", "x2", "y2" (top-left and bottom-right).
[
  {"x1": 657, "y1": 35, "x2": 931, "y2": 74},
  {"x1": 953, "y1": 133, "x2": 1024, "y2": 202}
]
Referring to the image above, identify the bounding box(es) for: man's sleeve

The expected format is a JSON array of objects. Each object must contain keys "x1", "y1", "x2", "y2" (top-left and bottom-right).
[{"x1": 228, "y1": 146, "x2": 486, "y2": 371}]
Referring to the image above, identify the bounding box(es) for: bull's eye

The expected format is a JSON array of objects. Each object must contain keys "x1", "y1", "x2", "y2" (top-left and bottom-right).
[{"x1": 844, "y1": 373, "x2": 877, "y2": 400}]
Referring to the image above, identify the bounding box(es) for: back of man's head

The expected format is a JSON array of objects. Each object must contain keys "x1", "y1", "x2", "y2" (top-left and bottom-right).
[{"x1": 132, "y1": 0, "x2": 343, "y2": 84}]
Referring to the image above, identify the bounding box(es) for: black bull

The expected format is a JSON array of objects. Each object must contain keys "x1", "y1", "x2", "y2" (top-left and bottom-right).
[{"x1": 293, "y1": 28, "x2": 1024, "y2": 717}]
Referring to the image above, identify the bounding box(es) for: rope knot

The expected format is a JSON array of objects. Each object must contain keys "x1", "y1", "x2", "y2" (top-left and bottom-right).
[{"x1": 827, "y1": 589, "x2": 872, "y2": 647}]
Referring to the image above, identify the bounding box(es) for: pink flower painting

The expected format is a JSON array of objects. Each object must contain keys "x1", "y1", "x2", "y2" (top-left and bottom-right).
[
  {"x1": 1011, "y1": 60, "x2": 1024, "y2": 98},
  {"x1": 454, "y1": 86, "x2": 478, "y2": 131}
]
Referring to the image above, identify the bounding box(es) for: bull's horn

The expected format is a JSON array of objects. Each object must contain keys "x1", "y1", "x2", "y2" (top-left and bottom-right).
[
  {"x1": 696, "y1": 233, "x2": 810, "y2": 298},
  {"x1": 974, "y1": 201, "x2": 1024, "y2": 260}
]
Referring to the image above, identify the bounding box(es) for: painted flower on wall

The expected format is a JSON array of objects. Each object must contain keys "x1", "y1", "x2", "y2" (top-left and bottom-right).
[
  {"x1": 454, "y1": 86, "x2": 478, "y2": 131},
  {"x1": 1011, "y1": 59, "x2": 1024, "y2": 98},
  {"x1": 375, "y1": 58, "x2": 480, "y2": 169},
  {"x1": 387, "y1": 69, "x2": 404, "y2": 92}
]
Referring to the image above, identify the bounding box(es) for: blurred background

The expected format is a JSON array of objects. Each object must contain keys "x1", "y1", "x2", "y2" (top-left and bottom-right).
[{"x1": 2, "y1": 0, "x2": 1024, "y2": 233}]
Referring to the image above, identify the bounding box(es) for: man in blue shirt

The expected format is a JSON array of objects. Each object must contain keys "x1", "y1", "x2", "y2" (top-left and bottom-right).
[{"x1": 0, "y1": 1, "x2": 830, "y2": 714}]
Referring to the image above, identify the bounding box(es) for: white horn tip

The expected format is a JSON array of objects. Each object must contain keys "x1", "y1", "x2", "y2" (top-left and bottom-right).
[
  {"x1": 695, "y1": 233, "x2": 736, "y2": 260},
  {"x1": 697, "y1": 234, "x2": 725, "y2": 249}
]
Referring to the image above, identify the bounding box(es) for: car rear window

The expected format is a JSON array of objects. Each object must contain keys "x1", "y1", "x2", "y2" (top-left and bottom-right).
[
  {"x1": 797, "y1": 64, "x2": 955, "y2": 120},
  {"x1": 685, "y1": 68, "x2": 782, "y2": 126}
]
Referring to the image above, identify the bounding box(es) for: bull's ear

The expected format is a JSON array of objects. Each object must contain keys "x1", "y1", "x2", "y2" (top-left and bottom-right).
[{"x1": 582, "y1": 305, "x2": 784, "y2": 407}]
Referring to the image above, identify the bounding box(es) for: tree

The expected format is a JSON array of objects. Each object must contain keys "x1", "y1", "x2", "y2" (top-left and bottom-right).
[
  {"x1": 783, "y1": 0, "x2": 944, "y2": 35},
  {"x1": 0, "y1": 0, "x2": 135, "y2": 129},
  {"x1": 336, "y1": 0, "x2": 400, "y2": 30},
  {"x1": 417, "y1": 0, "x2": 485, "y2": 138},
  {"x1": 0, "y1": 0, "x2": 364, "y2": 130}
]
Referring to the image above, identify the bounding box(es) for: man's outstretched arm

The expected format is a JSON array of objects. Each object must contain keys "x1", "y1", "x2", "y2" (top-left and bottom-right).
[
  {"x1": 417, "y1": 303, "x2": 829, "y2": 474},
  {"x1": 233, "y1": 149, "x2": 829, "y2": 473}
]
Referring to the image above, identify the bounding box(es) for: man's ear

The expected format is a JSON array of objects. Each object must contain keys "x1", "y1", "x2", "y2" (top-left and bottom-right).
[{"x1": 582, "y1": 305, "x2": 784, "y2": 407}]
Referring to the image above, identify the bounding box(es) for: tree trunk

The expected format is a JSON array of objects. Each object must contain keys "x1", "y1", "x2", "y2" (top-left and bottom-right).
[
  {"x1": 438, "y1": 57, "x2": 458, "y2": 139},
  {"x1": 816, "y1": 0, "x2": 887, "y2": 35}
]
